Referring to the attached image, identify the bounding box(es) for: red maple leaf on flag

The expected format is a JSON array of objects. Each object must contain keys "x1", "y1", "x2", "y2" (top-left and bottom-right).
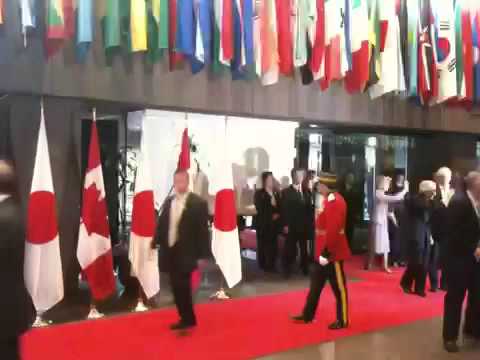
[{"x1": 81, "y1": 184, "x2": 110, "y2": 238}]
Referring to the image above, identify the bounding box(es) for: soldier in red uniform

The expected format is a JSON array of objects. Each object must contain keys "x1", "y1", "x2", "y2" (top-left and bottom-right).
[{"x1": 292, "y1": 173, "x2": 351, "y2": 330}]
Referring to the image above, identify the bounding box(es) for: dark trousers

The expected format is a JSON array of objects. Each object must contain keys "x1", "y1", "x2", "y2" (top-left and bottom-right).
[
  {"x1": 388, "y1": 221, "x2": 401, "y2": 264},
  {"x1": 0, "y1": 336, "x2": 20, "y2": 360},
  {"x1": 443, "y1": 256, "x2": 480, "y2": 341},
  {"x1": 257, "y1": 229, "x2": 278, "y2": 271},
  {"x1": 303, "y1": 262, "x2": 349, "y2": 324},
  {"x1": 169, "y1": 270, "x2": 196, "y2": 325},
  {"x1": 401, "y1": 262, "x2": 427, "y2": 294},
  {"x1": 283, "y1": 230, "x2": 308, "y2": 275},
  {"x1": 428, "y1": 243, "x2": 440, "y2": 290}
]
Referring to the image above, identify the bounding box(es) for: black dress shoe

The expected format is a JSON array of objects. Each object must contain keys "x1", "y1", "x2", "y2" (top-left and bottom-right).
[
  {"x1": 443, "y1": 340, "x2": 459, "y2": 353},
  {"x1": 170, "y1": 321, "x2": 196, "y2": 331},
  {"x1": 429, "y1": 287, "x2": 438, "y2": 293},
  {"x1": 291, "y1": 315, "x2": 312, "y2": 324},
  {"x1": 401, "y1": 285, "x2": 412, "y2": 294},
  {"x1": 328, "y1": 320, "x2": 348, "y2": 330},
  {"x1": 415, "y1": 291, "x2": 427, "y2": 298}
]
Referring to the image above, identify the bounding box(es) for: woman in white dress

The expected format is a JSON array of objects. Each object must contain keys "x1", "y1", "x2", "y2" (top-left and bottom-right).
[{"x1": 369, "y1": 176, "x2": 408, "y2": 273}]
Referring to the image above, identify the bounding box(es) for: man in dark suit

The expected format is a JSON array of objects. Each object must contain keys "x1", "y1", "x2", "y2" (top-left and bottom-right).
[
  {"x1": 281, "y1": 168, "x2": 312, "y2": 277},
  {"x1": 400, "y1": 181, "x2": 436, "y2": 297},
  {"x1": 443, "y1": 171, "x2": 480, "y2": 353},
  {"x1": 0, "y1": 160, "x2": 34, "y2": 360},
  {"x1": 153, "y1": 169, "x2": 210, "y2": 331}
]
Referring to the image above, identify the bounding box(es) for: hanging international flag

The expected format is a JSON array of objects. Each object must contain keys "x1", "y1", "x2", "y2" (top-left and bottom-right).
[
  {"x1": 320, "y1": 0, "x2": 348, "y2": 90},
  {"x1": 310, "y1": 0, "x2": 325, "y2": 80},
  {"x1": 231, "y1": 0, "x2": 246, "y2": 79},
  {"x1": 240, "y1": 0, "x2": 255, "y2": 77},
  {"x1": 77, "y1": 117, "x2": 116, "y2": 302},
  {"x1": 369, "y1": 1, "x2": 406, "y2": 99},
  {"x1": 191, "y1": 0, "x2": 213, "y2": 74},
  {"x1": 473, "y1": 5, "x2": 480, "y2": 102},
  {"x1": 20, "y1": 0, "x2": 36, "y2": 38},
  {"x1": 0, "y1": 0, "x2": 3, "y2": 25},
  {"x1": 260, "y1": 0, "x2": 279, "y2": 85},
  {"x1": 46, "y1": 0, "x2": 66, "y2": 57},
  {"x1": 366, "y1": 0, "x2": 381, "y2": 88},
  {"x1": 344, "y1": 0, "x2": 370, "y2": 93},
  {"x1": 432, "y1": 0, "x2": 457, "y2": 103},
  {"x1": 407, "y1": 0, "x2": 419, "y2": 96},
  {"x1": 76, "y1": 0, "x2": 94, "y2": 63},
  {"x1": 169, "y1": 0, "x2": 184, "y2": 70},
  {"x1": 211, "y1": 118, "x2": 242, "y2": 289},
  {"x1": 213, "y1": 0, "x2": 234, "y2": 67},
  {"x1": 147, "y1": 0, "x2": 168, "y2": 62},
  {"x1": 176, "y1": 0, "x2": 195, "y2": 57},
  {"x1": 461, "y1": 0, "x2": 474, "y2": 101},
  {"x1": 131, "y1": 0, "x2": 148, "y2": 52},
  {"x1": 25, "y1": 106, "x2": 64, "y2": 314},
  {"x1": 293, "y1": 0, "x2": 317, "y2": 69},
  {"x1": 129, "y1": 129, "x2": 160, "y2": 300},
  {"x1": 417, "y1": 0, "x2": 438, "y2": 105},
  {"x1": 275, "y1": 0, "x2": 293, "y2": 76},
  {"x1": 103, "y1": 0, "x2": 121, "y2": 59}
]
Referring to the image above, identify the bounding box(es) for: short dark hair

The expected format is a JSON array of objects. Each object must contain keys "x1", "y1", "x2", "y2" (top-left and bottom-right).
[
  {"x1": 291, "y1": 168, "x2": 305, "y2": 179},
  {"x1": 0, "y1": 159, "x2": 18, "y2": 196},
  {"x1": 261, "y1": 171, "x2": 273, "y2": 187}
]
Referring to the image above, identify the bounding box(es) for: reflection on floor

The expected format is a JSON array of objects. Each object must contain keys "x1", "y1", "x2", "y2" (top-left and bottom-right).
[{"x1": 260, "y1": 318, "x2": 479, "y2": 360}]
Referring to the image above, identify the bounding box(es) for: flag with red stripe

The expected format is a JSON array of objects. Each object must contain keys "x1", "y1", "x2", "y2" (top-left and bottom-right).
[
  {"x1": 77, "y1": 119, "x2": 116, "y2": 302},
  {"x1": 25, "y1": 106, "x2": 64, "y2": 313}
]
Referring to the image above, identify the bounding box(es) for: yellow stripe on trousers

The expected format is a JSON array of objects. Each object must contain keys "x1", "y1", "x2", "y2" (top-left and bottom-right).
[{"x1": 334, "y1": 262, "x2": 348, "y2": 324}]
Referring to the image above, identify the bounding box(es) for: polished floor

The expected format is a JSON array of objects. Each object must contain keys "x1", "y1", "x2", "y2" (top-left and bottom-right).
[{"x1": 260, "y1": 317, "x2": 479, "y2": 359}]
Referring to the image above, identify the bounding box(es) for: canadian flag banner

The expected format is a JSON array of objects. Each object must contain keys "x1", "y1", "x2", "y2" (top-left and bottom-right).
[
  {"x1": 129, "y1": 128, "x2": 160, "y2": 299},
  {"x1": 25, "y1": 106, "x2": 64, "y2": 313},
  {"x1": 77, "y1": 118, "x2": 116, "y2": 301},
  {"x1": 211, "y1": 118, "x2": 242, "y2": 288}
]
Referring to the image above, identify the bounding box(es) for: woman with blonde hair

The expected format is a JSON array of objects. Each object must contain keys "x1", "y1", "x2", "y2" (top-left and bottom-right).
[{"x1": 368, "y1": 175, "x2": 408, "y2": 273}]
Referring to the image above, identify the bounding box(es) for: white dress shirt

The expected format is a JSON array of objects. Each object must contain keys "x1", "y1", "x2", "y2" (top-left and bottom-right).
[{"x1": 168, "y1": 192, "x2": 189, "y2": 248}]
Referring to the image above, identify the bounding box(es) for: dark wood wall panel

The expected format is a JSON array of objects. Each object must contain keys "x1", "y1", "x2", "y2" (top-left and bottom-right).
[{"x1": 0, "y1": 1, "x2": 479, "y2": 134}]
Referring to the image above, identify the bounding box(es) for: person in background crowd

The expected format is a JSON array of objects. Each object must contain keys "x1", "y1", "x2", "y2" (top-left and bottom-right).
[
  {"x1": 387, "y1": 171, "x2": 407, "y2": 267},
  {"x1": 431, "y1": 167, "x2": 455, "y2": 292},
  {"x1": 281, "y1": 168, "x2": 312, "y2": 277},
  {"x1": 339, "y1": 173, "x2": 362, "y2": 251},
  {"x1": 254, "y1": 172, "x2": 282, "y2": 272},
  {"x1": 443, "y1": 171, "x2": 480, "y2": 353},
  {"x1": 368, "y1": 176, "x2": 408, "y2": 273},
  {"x1": 304, "y1": 171, "x2": 316, "y2": 262},
  {"x1": 153, "y1": 169, "x2": 210, "y2": 331},
  {"x1": 400, "y1": 180, "x2": 437, "y2": 297},
  {"x1": 292, "y1": 173, "x2": 351, "y2": 330},
  {"x1": 0, "y1": 159, "x2": 34, "y2": 360}
]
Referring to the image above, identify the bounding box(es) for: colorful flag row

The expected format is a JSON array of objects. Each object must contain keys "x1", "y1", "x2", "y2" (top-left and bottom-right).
[{"x1": 3, "y1": 1, "x2": 480, "y2": 106}]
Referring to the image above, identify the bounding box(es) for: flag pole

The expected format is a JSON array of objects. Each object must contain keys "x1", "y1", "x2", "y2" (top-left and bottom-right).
[
  {"x1": 209, "y1": 116, "x2": 233, "y2": 301},
  {"x1": 86, "y1": 107, "x2": 105, "y2": 320},
  {"x1": 24, "y1": 32, "x2": 27, "y2": 48},
  {"x1": 31, "y1": 98, "x2": 52, "y2": 327}
]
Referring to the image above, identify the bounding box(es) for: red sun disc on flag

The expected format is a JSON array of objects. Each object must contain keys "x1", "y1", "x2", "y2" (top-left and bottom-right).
[
  {"x1": 214, "y1": 189, "x2": 237, "y2": 232},
  {"x1": 27, "y1": 191, "x2": 58, "y2": 244},
  {"x1": 437, "y1": 38, "x2": 451, "y2": 63},
  {"x1": 131, "y1": 191, "x2": 156, "y2": 237}
]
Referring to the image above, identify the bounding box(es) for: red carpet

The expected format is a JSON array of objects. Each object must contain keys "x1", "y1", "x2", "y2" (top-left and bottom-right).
[{"x1": 22, "y1": 260, "x2": 445, "y2": 360}]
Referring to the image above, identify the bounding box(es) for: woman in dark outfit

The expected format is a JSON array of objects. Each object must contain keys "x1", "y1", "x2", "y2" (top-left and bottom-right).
[
  {"x1": 0, "y1": 160, "x2": 34, "y2": 360},
  {"x1": 254, "y1": 172, "x2": 282, "y2": 272}
]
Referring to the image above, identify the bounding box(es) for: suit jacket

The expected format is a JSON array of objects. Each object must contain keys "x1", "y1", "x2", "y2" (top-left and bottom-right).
[
  {"x1": 281, "y1": 185, "x2": 312, "y2": 234},
  {"x1": 0, "y1": 197, "x2": 34, "y2": 338},
  {"x1": 314, "y1": 193, "x2": 351, "y2": 262},
  {"x1": 403, "y1": 193, "x2": 433, "y2": 264},
  {"x1": 254, "y1": 189, "x2": 281, "y2": 235},
  {"x1": 447, "y1": 191, "x2": 480, "y2": 258},
  {"x1": 155, "y1": 193, "x2": 210, "y2": 273}
]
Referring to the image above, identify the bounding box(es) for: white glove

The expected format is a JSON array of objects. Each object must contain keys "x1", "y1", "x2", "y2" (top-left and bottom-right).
[{"x1": 318, "y1": 256, "x2": 329, "y2": 266}]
